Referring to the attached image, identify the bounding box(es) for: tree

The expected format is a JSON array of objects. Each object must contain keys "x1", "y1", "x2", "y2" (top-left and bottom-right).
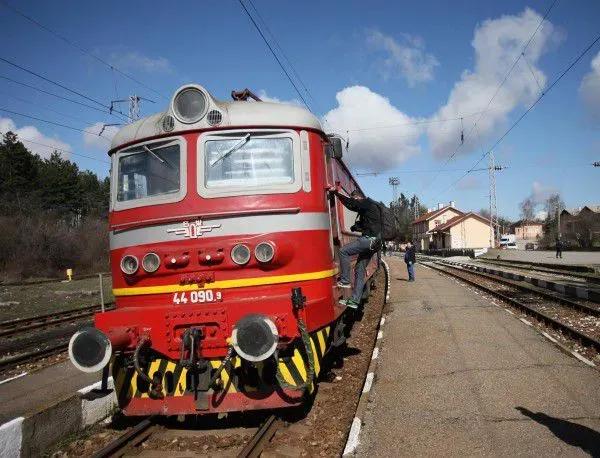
[
  {"x1": 542, "y1": 193, "x2": 564, "y2": 245},
  {"x1": 520, "y1": 197, "x2": 535, "y2": 221},
  {"x1": 0, "y1": 132, "x2": 42, "y2": 214},
  {"x1": 389, "y1": 193, "x2": 427, "y2": 242},
  {"x1": 38, "y1": 152, "x2": 83, "y2": 218}
]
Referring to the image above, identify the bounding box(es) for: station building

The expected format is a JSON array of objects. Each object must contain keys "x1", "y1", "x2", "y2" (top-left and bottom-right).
[
  {"x1": 412, "y1": 202, "x2": 492, "y2": 250},
  {"x1": 509, "y1": 220, "x2": 543, "y2": 240},
  {"x1": 560, "y1": 205, "x2": 600, "y2": 248}
]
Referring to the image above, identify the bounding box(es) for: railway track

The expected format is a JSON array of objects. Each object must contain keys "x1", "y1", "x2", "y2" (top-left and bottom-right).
[
  {"x1": 0, "y1": 302, "x2": 114, "y2": 338},
  {"x1": 422, "y1": 261, "x2": 600, "y2": 354},
  {"x1": 90, "y1": 414, "x2": 281, "y2": 458},
  {"x1": 0, "y1": 303, "x2": 114, "y2": 373}
]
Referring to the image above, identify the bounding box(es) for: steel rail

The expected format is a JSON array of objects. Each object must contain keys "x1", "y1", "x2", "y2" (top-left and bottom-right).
[
  {"x1": 90, "y1": 417, "x2": 157, "y2": 458},
  {"x1": 237, "y1": 414, "x2": 281, "y2": 458},
  {"x1": 423, "y1": 262, "x2": 600, "y2": 352},
  {"x1": 0, "y1": 341, "x2": 69, "y2": 370},
  {"x1": 0, "y1": 272, "x2": 112, "y2": 287},
  {"x1": 0, "y1": 302, "x2": 114, "y2": 338},
  {"x1": 435, "y1": 261, "x2": 600, "y2": 317}
]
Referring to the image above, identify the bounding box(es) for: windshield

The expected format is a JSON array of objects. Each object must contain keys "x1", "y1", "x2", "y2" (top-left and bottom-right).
[
  {"x1": 204, "y1": 137, "x2": 294, "y2": 188},
  {"x1": 117, "y1": 141, "x2": 180, "y2": 202}
]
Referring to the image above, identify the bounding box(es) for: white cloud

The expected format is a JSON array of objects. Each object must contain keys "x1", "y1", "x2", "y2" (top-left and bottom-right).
[
  {"x1": 323, "y1": 86, "x2": 422, "y2": 170},
  {"x1": 427, "y1": 8, "x2": 557, "y2": 159},
  {"x1": 367, "y1": 30, "x2": 439, "y2": 86},
  {"x1": 0, "y1": 117, "x2": 71, "y2": 159},
  {"x1": 83, "y1": 122, "x2": 119, "y2": 150},
  {"x1": 535, "y1": 209, "x2": 548, "y2": 220},
  {"x1": 257, "y1": 90, "x2": 300, "y2": 105},
  {"x1": 530, "y1": 180, "x2": 557, "y2": 204},
  {"x1": 108, "y1": 50, "x2": 172, "y2": 73},
  {"x1": 579, "y1": 50, "x2": 600, "y2": 120}
]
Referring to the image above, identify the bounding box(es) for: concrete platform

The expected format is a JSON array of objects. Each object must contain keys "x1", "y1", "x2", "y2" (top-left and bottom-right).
[
  {"x1": 357, "y1": 258, "x2": 600, "y2": 457},
  {"x1": 482, "y1": 249, "x2": 600, "y2": 268},
  {"x1": 0, "y1": 361, "x2": 115, "y2": 457},
  {"x1": 0, "y1": 361, "x2": 101, "y2": 425}
]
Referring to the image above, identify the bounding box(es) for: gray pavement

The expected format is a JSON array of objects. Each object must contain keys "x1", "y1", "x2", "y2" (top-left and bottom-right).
[
  {"x1": 357, "y1": 258, "x2": 600, "y2": 457},
  {"x1": 482, "y1": 248, "x2": 600, "y2": 266},
  {"x1": 0, "y1": 361, "x2": 101, "y2": 424}
]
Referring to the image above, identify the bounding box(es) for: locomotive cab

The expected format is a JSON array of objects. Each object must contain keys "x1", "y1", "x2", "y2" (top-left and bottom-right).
[{"x1": 69, "y1": 84, "x2": 376, "y2": 415}]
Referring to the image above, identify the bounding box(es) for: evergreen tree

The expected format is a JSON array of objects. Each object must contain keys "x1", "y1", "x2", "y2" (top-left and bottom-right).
[
  {"x1": 0, "y1": 132, "x2": 41, "y2": 214},
  {"x1": 38, "y1": 152, "x2": 83, "y2": 218}
]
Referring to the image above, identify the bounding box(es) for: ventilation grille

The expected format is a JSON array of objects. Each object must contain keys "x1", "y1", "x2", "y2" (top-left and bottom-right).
[
  {"x1": 207, "y1": 110, "x2": 223, "y2": 126},
  {"x1": 162, "y1": 115, "x2": 175, "y2": 132}
]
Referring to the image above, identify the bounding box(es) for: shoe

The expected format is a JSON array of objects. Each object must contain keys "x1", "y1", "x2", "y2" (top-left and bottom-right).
[
  {"x1": 337, "y1": 280, "x2": 351, "y2": 289},
  {"x1": 339, "y1": 298, "x2": 360, "y2": 309}
]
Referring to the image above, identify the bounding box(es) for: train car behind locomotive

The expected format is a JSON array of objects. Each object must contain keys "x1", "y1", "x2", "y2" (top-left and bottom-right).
[{"x1": 68, "y1": 84, "x2": 377, "y2": 416}]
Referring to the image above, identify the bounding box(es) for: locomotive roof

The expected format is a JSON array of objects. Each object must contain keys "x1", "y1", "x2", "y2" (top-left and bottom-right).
[{"x1": 110, "y1": 84, "x2": 323, "y2": 152}]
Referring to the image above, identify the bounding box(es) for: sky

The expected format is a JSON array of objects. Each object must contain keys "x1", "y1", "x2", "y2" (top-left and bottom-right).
[{"x1": 0, "y1": 0, "x2": 599, "y2": 220}]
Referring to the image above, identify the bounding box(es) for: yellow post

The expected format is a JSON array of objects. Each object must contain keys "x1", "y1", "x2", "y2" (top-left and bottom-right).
[{"x1": 66, "y1": 268, "x2": 73, "y2": 282}]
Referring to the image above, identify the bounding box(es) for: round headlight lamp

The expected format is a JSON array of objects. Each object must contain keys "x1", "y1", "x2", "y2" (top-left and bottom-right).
[
  {"x1": 120, "y1": 255, "x2": 138, "y2": 275},
  {"x1": 231, "y1": 244, "x2": 251, "y2": 265},
  {"x1": 232, "y1": 314, "x2": 279, "y2": 362},
  {"x1": 142, "y1": 252, "x2": 160, "y2": 273},
  {"x1": 173, "y1": 87, "x2": 207, "y2": 123},
  {"x1": 255, "y1": 242, "x2": 275, "y2": 263}
]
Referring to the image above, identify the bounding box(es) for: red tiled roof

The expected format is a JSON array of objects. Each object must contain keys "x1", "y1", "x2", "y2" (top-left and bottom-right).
[
  {"x1": 429, "y1": 212, "x2": 490, "y2": 232},
  {"x1": 412, "y1": 206, "x2": 463, "y2": 224}
]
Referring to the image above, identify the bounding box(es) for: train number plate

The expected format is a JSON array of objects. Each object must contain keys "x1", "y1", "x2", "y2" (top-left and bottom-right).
[{"x1": 172, "y1": 290, "x2": 222, "y2": 305}]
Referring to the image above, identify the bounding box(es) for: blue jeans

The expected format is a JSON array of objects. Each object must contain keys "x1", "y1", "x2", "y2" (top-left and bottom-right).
[
  {"x1": 407, "y1": 262, "x2": 415, "y2": 281},
  {"x1": 339, "y1": 237, "x2": 375, "y2": 302}
]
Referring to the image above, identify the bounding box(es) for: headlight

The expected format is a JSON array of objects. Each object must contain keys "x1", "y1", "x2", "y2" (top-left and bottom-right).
[
  {"x1": 142, "y1": 252, "x2": 160, "y2": 273},
  {"x1": 120, "y1": 255, "x2": 138, "y2": 275},
  {"x1": 173, "y1": 87, "x2": 207, "y2": 123},
  {"x1": 232, "y1": 314, "x2": 279, "y2": 362},
  {"x1": 255, "y1": 242, "x2": 275, "y2": 263},
  {"x1": 231, "y1": 244, "x2": 251, "y2": 265}
]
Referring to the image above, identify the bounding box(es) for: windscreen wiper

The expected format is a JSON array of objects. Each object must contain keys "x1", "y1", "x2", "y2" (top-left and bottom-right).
[
  {"x1": 210, "y1": 133, "x2": 251, "y2": 167},
  {"x1": 143, "y1": 145, "x2": 175, "y2": 169}
]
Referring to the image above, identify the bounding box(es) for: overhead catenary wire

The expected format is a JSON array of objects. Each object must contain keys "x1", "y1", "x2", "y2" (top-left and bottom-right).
[
  {"x1": 237, "y1": 0, "x2": 312, "y2": 112},
  {"x1": 246, "y1": 0, "x2": 314, "y2": 104},
  {"x1": 420, "y1": 0, "x2": 560, "y2": 196},
  {"x1": 0, "y1": 56, "x2": 129, "y2": 120},
  {"x1": 0, "y1": 107, "x2": 111, "y2": 141},
  {"x1": 0, "y1": 130, "x2": 110, "y2": 164},
  {"x1": 441, "y1": 31, "x2": 600, "y2": 196},
  {"x1": 0, "y1": 0, "x2": 168, "y2": 100},
  {"x1": 0, "y1": 90, "x2": 95, "y2": 124},
  {"x1": 0, "y1": 74, "x2": 127, "y2": 120},
  {"x1": 244, "y1": 0, "x2": 334, "y2": 130}
]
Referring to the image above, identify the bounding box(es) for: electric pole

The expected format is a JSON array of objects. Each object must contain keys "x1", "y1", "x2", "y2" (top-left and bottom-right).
[
  {"x1": 111, "y1": 95, "x2": 155, "y2": 123},
  {"x1": 389, "y1": 177, "x2": 400, "y2": 204},
  {"x1": 488, "y1": 151, "x2": 498, "y2": 247}
]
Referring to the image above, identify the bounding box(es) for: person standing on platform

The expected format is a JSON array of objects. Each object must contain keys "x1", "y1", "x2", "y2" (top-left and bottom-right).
[
  {"x1": 405, "y1": 241, "x2": 416, "y2": 281},
  {"x1": 556, "y1": 238, "x2": 563, "y2": 259}
]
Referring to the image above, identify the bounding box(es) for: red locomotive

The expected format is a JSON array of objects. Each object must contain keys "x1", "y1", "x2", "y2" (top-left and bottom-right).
[{"x1": 68, "y1": 84, "x2": 378, "y2": 415}]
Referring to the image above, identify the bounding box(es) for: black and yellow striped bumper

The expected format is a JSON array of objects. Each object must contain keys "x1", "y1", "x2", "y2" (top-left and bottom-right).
[{"x1": 113, "y1": 325, "x2": 332, "y2": 404}]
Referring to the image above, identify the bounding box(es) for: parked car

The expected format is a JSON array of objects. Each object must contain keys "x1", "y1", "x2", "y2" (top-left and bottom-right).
[{"x1": 525, "y1": 242, "x2": 535, "y2": 250}]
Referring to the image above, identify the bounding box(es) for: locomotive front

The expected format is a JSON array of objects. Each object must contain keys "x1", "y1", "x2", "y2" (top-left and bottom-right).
[{"x1": 69, "y1": 84, "x2": 344, "y2": 415}]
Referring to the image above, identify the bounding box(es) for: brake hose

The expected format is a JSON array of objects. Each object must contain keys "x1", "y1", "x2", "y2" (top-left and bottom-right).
[{"x1": 133, "y1": 337, "x2": 154, "y2": 386}]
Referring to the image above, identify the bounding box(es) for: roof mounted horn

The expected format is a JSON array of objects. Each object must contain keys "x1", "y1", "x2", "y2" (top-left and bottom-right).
[{"x1": 231, "y1": 88, "x2": 262, "y2": 102}]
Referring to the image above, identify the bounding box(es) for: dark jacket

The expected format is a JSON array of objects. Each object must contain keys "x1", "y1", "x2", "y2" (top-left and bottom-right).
[
  {"x1": 336, "y1": 193, "x2": 382, "y2": 238},
  {"x1": 404, "y1": 246, "x2": 416, "y2": 264}
]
